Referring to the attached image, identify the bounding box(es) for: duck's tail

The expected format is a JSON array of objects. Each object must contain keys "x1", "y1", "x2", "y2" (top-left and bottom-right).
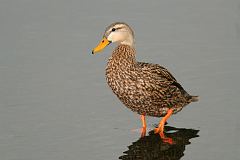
[
  {"x1": 173, "y1": 82, "x2": 199, "y2": 103},
  {"x1": 190, "y1": 95, "x2": 199, "y2": 102}
]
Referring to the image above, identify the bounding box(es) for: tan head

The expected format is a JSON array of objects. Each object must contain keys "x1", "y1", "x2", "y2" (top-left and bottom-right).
[{"x1": 92, "y1": 22, "x2": 134, "y2": 54}]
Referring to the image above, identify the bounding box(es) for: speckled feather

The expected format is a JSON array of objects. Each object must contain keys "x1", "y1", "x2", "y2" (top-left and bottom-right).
[{"x1": 106, "y1": 44, "x2": 198, "y2": 117}]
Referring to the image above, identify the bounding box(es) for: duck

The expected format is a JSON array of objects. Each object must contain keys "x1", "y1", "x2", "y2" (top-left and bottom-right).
[{"x1": 92, "y1": 22, "x2": 198, "y2": 144}]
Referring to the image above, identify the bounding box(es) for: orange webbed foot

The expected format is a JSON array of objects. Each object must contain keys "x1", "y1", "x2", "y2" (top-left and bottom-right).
[
  {"x1": 160, "y1": 131, "x2": 174, "y2": 144},
  {"x1": 154, "y1": 109, "x2": 174, "y2": 144}
]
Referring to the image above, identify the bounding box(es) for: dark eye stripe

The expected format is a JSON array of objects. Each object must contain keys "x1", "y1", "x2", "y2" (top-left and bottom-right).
[{"x1": 111, "y1": 27, "x2": 123, "y2": 32}]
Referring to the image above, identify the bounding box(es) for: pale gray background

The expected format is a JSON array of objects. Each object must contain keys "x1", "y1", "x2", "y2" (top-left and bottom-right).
[{"x1": 0, "y1": 0, "x2": 240, "y2": 159}]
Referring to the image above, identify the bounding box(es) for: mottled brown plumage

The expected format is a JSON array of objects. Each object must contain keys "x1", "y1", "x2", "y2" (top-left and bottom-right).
[{"x1": 106, "y1": 44, "x2": 198, "y2": 117}]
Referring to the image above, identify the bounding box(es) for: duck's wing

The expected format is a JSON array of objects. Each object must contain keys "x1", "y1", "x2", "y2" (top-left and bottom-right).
[
  {"x1": 137, "y1": 62, "x2": 176, "y2": 82},
  {"x1": 136, "y1": 62, "x2": 190, "y2": 97}
]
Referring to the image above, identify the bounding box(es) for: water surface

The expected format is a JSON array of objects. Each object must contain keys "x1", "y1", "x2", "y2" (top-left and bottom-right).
[{"x1": 0, "y1": 0, "x2": 240, "y2": 159}]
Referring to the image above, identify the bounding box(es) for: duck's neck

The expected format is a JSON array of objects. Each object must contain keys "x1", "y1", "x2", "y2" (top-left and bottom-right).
[
  {"x1": 110, "y1": 44, "x2": 136, "y2": 66},
  {"x1": 120, "y1": 35, "x2": 134, "y2": 47}
]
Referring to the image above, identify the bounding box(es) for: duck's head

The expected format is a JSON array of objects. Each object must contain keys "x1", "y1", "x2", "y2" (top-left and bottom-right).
[{"x1": 92, "y1": 22, "x2": 134, "y2": 54}]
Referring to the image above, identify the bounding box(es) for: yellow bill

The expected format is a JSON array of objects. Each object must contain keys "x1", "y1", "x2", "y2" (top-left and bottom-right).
[{"x1": 92, "y1": 37, "x2": 111, "y2": 54}]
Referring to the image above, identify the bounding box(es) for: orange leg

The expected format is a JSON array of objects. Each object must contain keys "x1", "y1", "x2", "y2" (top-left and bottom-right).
[
  {"x1": 154, "y1": 109, "x2": 174, "y2": 144},
  {"x1": 140, "y1": 115, "x2": 147, "y2": 137}
]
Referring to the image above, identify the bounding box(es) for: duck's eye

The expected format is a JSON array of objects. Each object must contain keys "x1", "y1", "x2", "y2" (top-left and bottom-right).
[{"x1": 111, "y1": 28, "x2": 116, "y2": 32}]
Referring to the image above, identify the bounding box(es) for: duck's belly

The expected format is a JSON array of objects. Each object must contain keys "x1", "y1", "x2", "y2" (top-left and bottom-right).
[{"x1": 106, "y1": 76, "x2": 185, "y2": 117}]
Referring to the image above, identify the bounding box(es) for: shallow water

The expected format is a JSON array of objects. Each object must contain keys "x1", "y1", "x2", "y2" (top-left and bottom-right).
[{"x1": 0, "y1": 0, "x2": 240, "y2": 159}]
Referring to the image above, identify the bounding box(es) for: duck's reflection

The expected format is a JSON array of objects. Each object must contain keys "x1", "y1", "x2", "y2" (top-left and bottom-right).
[{"x1": 119, "y1": 126, "x2": 199, "y2": 160}]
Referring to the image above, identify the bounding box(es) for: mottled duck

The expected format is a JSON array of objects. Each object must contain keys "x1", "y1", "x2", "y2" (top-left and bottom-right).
[{"x1": 92, "y1": 22, "x2": 198, "y2": 143}]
